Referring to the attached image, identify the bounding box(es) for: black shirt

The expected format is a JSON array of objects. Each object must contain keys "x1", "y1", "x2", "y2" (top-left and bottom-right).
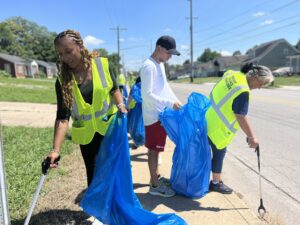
[{"x1": 55, "y1": 64, "x2": 118, "y2": 120}]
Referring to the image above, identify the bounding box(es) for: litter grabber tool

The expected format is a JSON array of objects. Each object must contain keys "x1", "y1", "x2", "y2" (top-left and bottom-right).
[
  {"x1": 255, "y1": 144, "x2": 266, "y2": 219},
  {"x1": 246, "y1": 138, "x2": 266, "y2": 219},
  {"x1": 23, "y1": 156, "x2": 60, "y2": 225}
]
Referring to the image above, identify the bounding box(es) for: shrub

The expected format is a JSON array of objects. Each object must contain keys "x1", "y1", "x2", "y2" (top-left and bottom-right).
[{"x1": 0, "y1": 70, "x2": 11, "y2": 77}]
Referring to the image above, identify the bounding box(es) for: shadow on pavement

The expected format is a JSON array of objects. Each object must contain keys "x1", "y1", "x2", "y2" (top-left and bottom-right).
[
  {"x1": 12, "y1": 209, "x2": 91, "y2": 225},
  {"x1": 136, "y1": 192, "x2": 249, "y2": 213},
  {"x1": 130, "y1": 152, "x2": 148, "y2": 162}
]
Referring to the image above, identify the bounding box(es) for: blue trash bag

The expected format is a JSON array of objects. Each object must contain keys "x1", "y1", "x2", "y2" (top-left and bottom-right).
[
  {"x1": 130, "y1": 83, "x2": 142, "y2": 103},
  {"x1": 123, "y1": 85, "x2": 128, "y2": 98},
  {"x1": 159, "y1": 92, "x2": 211, "y2": 198},
  {"x1": 81, "y1": 113, "x2": 187, "y2": 225},
  {"x1": 127, "y1": 83, "x2": 145, "y2": 146},
  {"x1": 127, "y1": 103, "x2": 145, "y2": 146}
]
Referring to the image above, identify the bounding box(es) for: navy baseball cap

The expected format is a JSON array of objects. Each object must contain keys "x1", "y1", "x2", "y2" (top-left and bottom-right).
[{"x1": 156, "y1": 35, "x2": 180, "y2": 56}]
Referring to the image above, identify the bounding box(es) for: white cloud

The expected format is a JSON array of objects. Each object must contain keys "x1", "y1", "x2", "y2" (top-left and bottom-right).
[
  {"x1": 119, "y1": 38, "x2": 125, "y2": 42},
  {"x1": 128, "y1": 37, "x2": 143, "y2": 42},
  {"x1": 220, "y1": 50, "x2": 232, "y2": 56},
  {"x1": 180, "y1": 45, "x2": 189, "y2": 50},
  {"x1": 260, "y1": 20, "x2": 274, "y2": 26},
  {"x1": 253, "y1": 11, "x2": 265, "y2": 17},
  {"x1": 164, "y1": 28, "x2": 172, "y2": 32},
  {"x1": 83, "y1": 35, "x2": 104, "y2": 47}
]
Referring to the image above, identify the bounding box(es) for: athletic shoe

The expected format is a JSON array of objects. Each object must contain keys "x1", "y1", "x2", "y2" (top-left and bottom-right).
[
  {"x1": 149, "y1": 183, "x2": 176, "y2": 197},
  {"x1": 209, "y1": 181, "x2": 233, "y2": 194}
]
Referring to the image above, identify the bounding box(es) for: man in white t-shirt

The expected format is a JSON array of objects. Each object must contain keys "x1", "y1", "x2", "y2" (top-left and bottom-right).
[{"x1": 140, "y1": 35, "x2": 182, "y2": 197}]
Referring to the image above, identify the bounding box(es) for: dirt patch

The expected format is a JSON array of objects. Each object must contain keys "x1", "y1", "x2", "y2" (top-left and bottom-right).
[{"x1": 27, "y1": 146, "x2": 92, "y2": 225}]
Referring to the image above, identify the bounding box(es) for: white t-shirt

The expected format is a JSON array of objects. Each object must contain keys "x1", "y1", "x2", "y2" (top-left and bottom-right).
[{"x1": 140, "y1": 57, "x2": 179, "y2": 126}]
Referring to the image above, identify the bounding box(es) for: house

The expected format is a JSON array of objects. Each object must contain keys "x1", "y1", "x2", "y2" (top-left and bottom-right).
[
  {"x1": 245, "y1": 39, "x2": 300, "y2": 70},
  {"x1": 0, "y1": 53, "x2": 29, "y2": 78},
  {"x1": 194, "y1": 61, "x2": 215, "y2": 77},
  {"x1": 212, "y1": 55, "x2": 249, "y2": 76},
  {"x1": 0, "y1": 52, "x2": 58, "y2": 78},
  {"x1": 35, "y1": 60, "x2": 57, "y2": 78},
  {"x1": 287, "y1": 53, "x2": 300, "y2": 74}
]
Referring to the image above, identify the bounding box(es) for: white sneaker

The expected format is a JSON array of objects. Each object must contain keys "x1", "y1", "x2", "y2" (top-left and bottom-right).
[
  {"x1": 92, "y1": 218, "x2": 104, "y2": 225},
  {"x1": 158, "y1": 154, "x2": 162, "y2": 165}
]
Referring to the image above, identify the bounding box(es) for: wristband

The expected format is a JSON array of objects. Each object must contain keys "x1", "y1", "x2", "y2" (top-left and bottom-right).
[{"x1": 117, "y1": 103, "x2": 125, "y2": 109}]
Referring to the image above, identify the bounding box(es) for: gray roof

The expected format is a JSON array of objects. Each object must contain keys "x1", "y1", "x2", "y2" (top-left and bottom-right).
[
  {"x1": 35, "y1": 59, "x2": 56, "y2": 68},
  {"x1": 0, "y1": 52, "x2": 27, "y2": 64},
  {"x1": 214, "y1": 55, "x2": 249, "y2": 67},
  {"x1": 245, "y1": 38, "x2": 299, "y2": 63}
]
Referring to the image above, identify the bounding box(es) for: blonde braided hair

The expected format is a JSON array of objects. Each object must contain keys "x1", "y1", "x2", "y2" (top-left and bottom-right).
[{"x1": 54, "y1": 29, "x2": 99, "y2": 109}]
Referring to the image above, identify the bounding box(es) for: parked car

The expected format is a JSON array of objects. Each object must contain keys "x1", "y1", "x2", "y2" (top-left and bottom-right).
[{"x1": 272, "y1": 67, "x2": 292, "y2": 76}]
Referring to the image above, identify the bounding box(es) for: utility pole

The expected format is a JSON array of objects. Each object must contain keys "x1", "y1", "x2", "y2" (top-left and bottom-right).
[
  {"x1": 187, "y1": 0, "x2": 197, "y2": 83},
  {"x1": 110, "y1": 26, "x2": 127, "y2": 75}
]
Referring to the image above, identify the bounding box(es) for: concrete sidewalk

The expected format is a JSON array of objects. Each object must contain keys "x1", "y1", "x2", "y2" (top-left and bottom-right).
[{"x1": 0, "y1": 102, "x2": 264, "y2": 225}]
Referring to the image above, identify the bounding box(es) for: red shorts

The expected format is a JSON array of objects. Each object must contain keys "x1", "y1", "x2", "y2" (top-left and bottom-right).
[{"x1": 145, "y1": 121, "x2": 167, "y2": 152}]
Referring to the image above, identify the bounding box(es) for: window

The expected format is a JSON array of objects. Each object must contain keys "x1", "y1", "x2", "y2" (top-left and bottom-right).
[
  {"x1": 283, "y1": 48, "x2": 289, "y2": 55},
  {"x1": 4, "y1": 63, "x2": 11, "y2": 74}
]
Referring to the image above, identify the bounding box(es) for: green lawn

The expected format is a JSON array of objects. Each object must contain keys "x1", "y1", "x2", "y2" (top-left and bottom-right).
[
  {"x1": 2, "y1": 126, "x2": 74, "y2": 223},
  {"x1": 173, "y1": 75, "x2": 300, "y2": 87},
  {"x1": 0, "y1": 77, "x2": 56, "y2": 103}
]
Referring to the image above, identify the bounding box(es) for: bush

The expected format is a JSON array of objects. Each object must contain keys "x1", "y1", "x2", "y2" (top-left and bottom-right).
[
  {"x1": 0, "y1": 70, "x2": 11, "y2": 77},
  {"x1": 34, "y1": 71, "x2": 47, "y2": 79}
]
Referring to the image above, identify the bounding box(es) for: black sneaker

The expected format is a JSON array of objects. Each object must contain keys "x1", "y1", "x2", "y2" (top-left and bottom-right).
[{"x1": 209, "y1": 181, "x2": 233, "y2": 194}]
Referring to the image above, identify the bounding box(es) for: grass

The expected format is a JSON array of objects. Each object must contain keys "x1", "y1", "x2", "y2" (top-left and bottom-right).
[
  {"x1": 2, "y1": 126, "x2": 75, "y2": 222},
  {"x1": 0, "y1": 77, "x2": 56, "y2": 103},
  {"x1": 173, "y1": 75, "x2": 300, "y2": 87}
]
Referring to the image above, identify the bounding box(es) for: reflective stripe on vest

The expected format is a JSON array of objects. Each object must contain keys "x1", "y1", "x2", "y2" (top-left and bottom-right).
[
  {"x1": 206, "y1": 71, "x2": 250, "y2": 149},
  {"x1": 209, "y1": 85, "x2": 249, "y2": 133},
  {"x1": 71, "y1": 57, "x2": 110, "y2": 121},
  {"x1": 71, "y1": 57, "x2": 117, "y2": 145}
]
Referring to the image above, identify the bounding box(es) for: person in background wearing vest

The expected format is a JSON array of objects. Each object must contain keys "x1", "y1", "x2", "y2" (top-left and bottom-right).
[
  {"x1": 140, "y1": 35, "x2": 182, "y2": 197},
  {"x1": 47, "y1": 30, "x2": 126, "y2": 225},
  {"x1": 117, "y1": 73, "x2": 126, "y2": 93},
  {"x1": 206, "y1": 63, "x2": 274, "y2": 194}
]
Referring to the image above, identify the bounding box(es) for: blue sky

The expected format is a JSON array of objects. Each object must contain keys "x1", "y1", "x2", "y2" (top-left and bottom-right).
[{"x1": 1, "y1": 0, "x2": 300, "y2": 71}]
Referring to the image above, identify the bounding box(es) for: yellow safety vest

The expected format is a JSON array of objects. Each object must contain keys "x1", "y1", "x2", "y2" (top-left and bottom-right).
[
  {"x1": 129, "y1": 75, "x2": 135, "y2": 88},
  {"x1": 71, "y1": 57, "x2": 117, "y2": 145},
  {"x1": 118, "y1": 73, "x2": 126, "y2": 86},
  {"x1": 206, "y1": 71, "x2": 250, "y2": 149}
]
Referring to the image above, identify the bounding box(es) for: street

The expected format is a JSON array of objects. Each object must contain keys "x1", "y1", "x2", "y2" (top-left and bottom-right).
[{"x1": 171, "y1": 82, "x2": 300, "y2": 225}]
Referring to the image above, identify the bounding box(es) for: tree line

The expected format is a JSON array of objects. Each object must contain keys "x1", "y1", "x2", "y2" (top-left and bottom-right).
[{"x1": 0, "y1": 17, "x2": 121, "y2": 76}]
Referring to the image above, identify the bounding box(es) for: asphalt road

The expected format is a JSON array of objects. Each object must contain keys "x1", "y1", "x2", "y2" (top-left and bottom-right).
[{"x1": 170, "y1": 82, "x2": 300, "y2": 225}]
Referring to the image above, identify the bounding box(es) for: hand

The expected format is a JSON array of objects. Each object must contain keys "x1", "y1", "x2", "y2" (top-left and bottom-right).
[
  {"x1": 47, "y1": 149, "x2": 60, "y2": 169},
  {"x1": 173, "y1": 102, "x2": 182, "y2": 110},
  {"x1": 117, "y1": 103, "x2": 128, "y2": 114},
  {"x1": 247, "y1": 137, "x2": 259, "y2": 149}
]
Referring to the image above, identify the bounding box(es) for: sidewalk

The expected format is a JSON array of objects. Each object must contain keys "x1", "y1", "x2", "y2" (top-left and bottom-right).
[{"x1": 0, "y1": 102, "x2": 264, "y2": 225}]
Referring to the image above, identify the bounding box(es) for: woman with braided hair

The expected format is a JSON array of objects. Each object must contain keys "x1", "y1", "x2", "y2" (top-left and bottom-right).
[
  {"x1": 206, "y1": 63, "x2": 274, "y2": 194},
  {"x1": 47, "y1": 29, "x2": 126, "y2": 186}
]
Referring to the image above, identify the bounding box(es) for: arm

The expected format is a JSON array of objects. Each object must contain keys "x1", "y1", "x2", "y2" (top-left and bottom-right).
[
  {"x1": 235, "y1": 114, "x2": 258, "y2": 148},
  {"x1": 141, "y1": 65, "x2": 181, "y2": 110},
  {"x1": 48, "y1": 119, "x2": 69, "y2": 167},
  {"x1": 112, "y1": 89, "x2": 127, "y2": 113}
]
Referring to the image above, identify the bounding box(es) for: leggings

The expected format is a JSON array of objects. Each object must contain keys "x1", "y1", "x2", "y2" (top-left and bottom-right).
[
  {"x1": 208, "y1": 138, "x2": 227, "y2": 173},
  {"x1": 80, "y1": 132, "x2": 104, "y2": 186}
]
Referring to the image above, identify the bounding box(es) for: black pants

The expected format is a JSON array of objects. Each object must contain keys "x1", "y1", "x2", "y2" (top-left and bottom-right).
[{"x1": 80, "y1": 132, "x2": 104, "y2": 186}]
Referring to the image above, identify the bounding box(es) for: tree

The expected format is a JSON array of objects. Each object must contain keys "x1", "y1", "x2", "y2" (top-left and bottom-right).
[
  {"x1": 183, "y1": 59, "x2": 190, "y2": 65},
  {"x1": 233, "y1": 50, "x2": 242, "y2": 56},
  {"x1": 0, "y1": 17, "x2": 57, "y2": 62},
  {"x1": 197, "y1": 48, "x2": 221, "y2": 62}
]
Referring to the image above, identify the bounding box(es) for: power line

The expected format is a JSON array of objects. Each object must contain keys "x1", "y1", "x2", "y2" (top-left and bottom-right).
[
  {"x1": 208, "y1": 20, "x2": 300, "y2": 49},
  {"x1": 110, "y1": 26, "x2": 127, "y2": 74},
  {"x1": 195, "y1": 0, "x2": 300, "y2": 45},
  {"x1": 199, "y1": 13, "x2": 300, "y2": 47},
  {"x1": 194, "y1": 0, "x2": 274, "y2": 34}
]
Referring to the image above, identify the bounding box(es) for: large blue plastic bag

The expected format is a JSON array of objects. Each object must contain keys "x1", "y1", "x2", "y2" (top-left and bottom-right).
[
  {"x1": 159, "y1": 92, "x2": 211, "y2": 198},
  {"x1": 127, "y1": 83, "x2": 145, "y2": 146},
  {"x1": 81, "y1": 113, "x2": 187, "y2": 225}
]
